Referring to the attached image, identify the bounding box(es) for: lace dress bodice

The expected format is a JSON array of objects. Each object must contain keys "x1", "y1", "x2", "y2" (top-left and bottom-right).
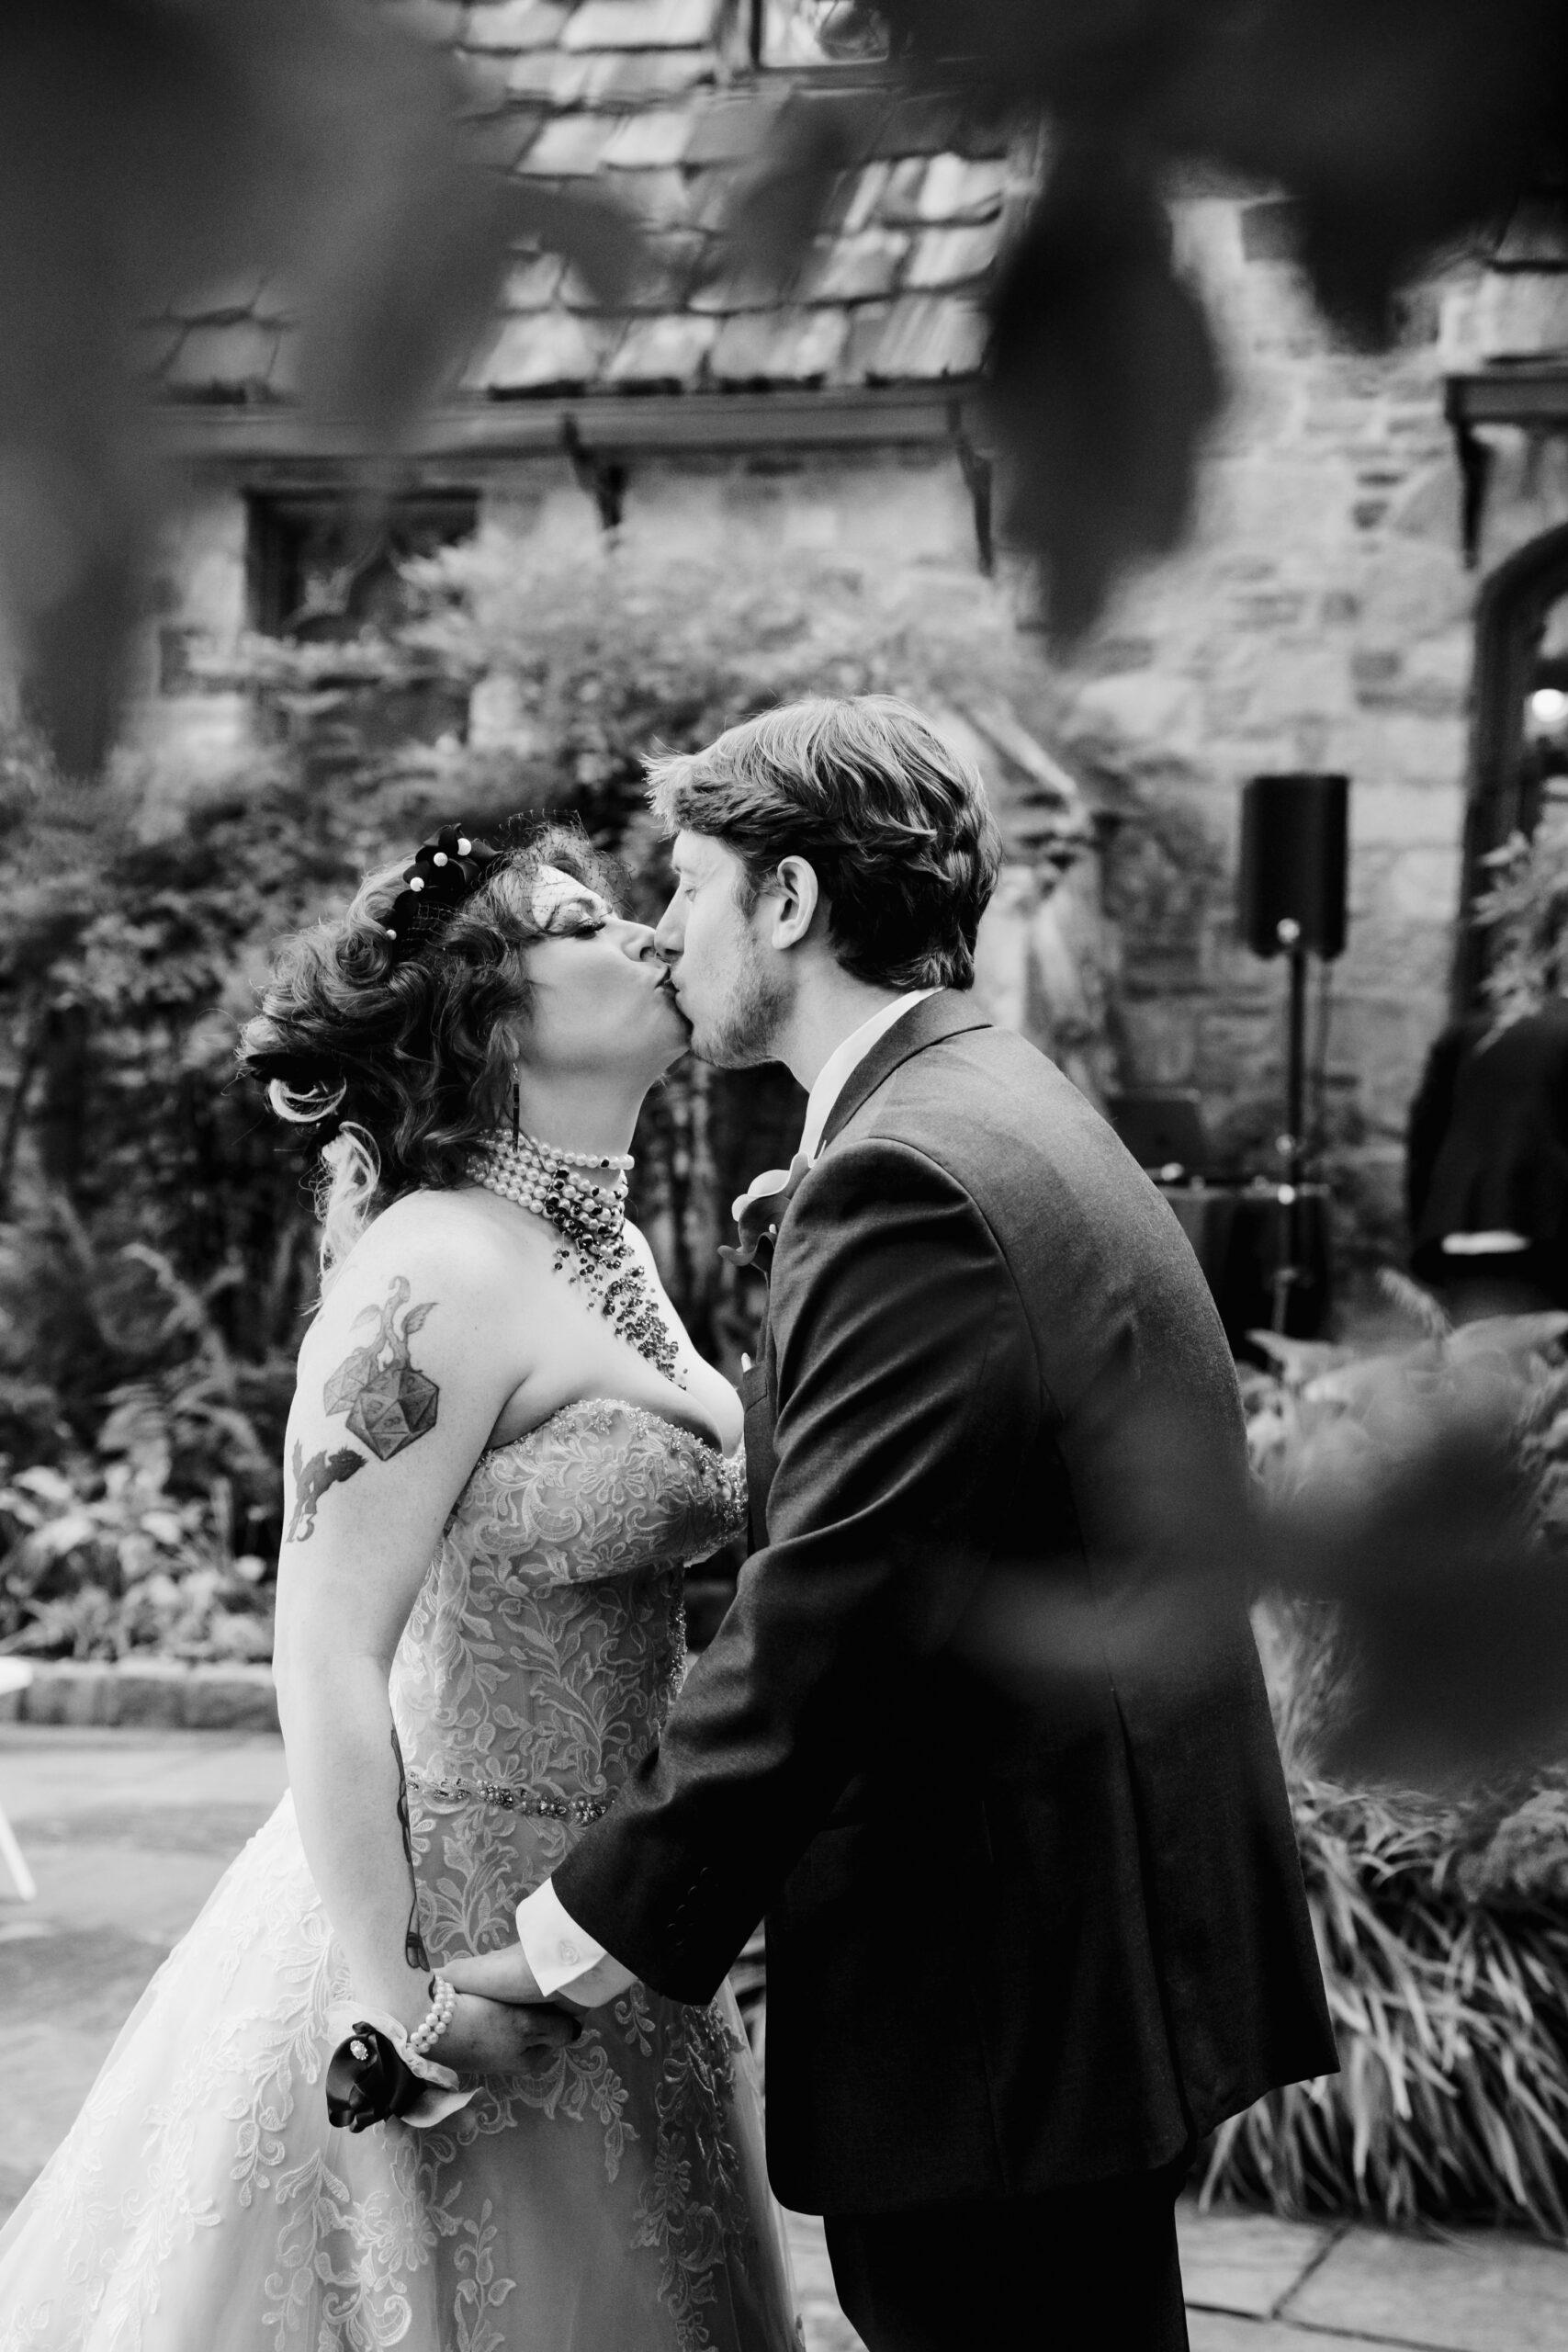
[{"x1": 391, "y1": 1396, "x2": 747, "y2": 1919}]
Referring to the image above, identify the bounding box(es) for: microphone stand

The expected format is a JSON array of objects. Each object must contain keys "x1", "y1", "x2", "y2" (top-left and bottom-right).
[{"x1": 1269, "y1": 920, "x2": 1309, "y2": 1334}]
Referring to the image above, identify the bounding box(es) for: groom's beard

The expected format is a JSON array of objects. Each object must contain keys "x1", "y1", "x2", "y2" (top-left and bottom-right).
[{"x1": 690, "y1": 956, "x2": 791, "y2": 1069}]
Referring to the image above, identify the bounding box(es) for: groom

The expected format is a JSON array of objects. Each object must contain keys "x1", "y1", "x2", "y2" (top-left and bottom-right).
[{"x1": 455, "y1": 696, "x2": 1336, "y2": 2349}]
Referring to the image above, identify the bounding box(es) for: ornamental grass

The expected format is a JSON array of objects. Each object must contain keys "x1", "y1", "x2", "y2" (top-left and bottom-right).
[
  {"x1": 1203, "y1": 1743, "x2": 1568, "y2": 2235},
  {"x1": 1203, "y1": 1300, "x2": 1568, "y2": 2236}
]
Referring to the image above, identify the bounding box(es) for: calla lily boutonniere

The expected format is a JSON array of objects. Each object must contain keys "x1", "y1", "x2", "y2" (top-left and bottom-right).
[{"x1": 720, "y1": 1149, "x2": 812, "y2": 1271}]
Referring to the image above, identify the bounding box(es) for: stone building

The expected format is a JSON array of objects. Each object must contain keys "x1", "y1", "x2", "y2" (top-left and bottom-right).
[{"x1": 134, "y1": 0, "x2": 1568, "y2": 1271}]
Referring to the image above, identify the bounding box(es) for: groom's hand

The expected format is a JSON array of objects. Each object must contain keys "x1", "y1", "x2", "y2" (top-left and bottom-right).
[
  {"x1": 444, "y1": 1940, "x2": 555, "y2": 2008},
  {"x1": 440, "y1": 1988, "x2": 581, "y2": 2077}
]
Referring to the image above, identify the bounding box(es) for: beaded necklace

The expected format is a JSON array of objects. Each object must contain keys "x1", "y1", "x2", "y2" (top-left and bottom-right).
[{"x1": 468, "y1": 1129, "x2": 683, "y2": 1387}]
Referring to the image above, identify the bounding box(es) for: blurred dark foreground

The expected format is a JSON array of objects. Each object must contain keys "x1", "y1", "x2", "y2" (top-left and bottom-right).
[
  {"x1": 956, "y1": 1304, "x2": 1568, "y2": 2236},
  {"x1": 959, "y1": 1309, "x2": 1568, "y2": 1792}
]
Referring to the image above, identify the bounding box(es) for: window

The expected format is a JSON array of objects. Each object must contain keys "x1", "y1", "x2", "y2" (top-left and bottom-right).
[{"x1": 245, "y1": 492, "x2": 479, "y2": 641}]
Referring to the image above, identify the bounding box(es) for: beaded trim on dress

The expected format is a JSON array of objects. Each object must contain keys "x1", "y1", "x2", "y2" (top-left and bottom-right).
[{"x1": 406, "y1": 1773, "x2": 612, "y2": 1822}]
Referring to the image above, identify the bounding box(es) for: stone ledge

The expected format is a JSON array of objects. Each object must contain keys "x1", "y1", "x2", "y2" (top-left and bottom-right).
[{"x1": 0, "y1": 1660, "x2": 278, "y2": 1734}]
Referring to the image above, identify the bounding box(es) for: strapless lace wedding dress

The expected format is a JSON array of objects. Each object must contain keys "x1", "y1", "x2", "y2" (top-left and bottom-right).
[{"x1": 0, "y1": 1399, "x2": 797, "y2": 2352}]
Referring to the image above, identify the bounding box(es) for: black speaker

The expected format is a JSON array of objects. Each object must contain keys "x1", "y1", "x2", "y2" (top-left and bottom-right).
[{"x1": 1238, "y1": 773, "x2": 1348, "y2": 959}]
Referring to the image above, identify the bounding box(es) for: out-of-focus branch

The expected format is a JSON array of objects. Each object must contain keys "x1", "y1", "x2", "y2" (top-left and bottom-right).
[
  {"x1": 6, "y1": 0, "x2": 1565, "y2": 762},
  {"x1": 732, "y1": 0, "x2": 1568, "y2": 637},
  {"x1": 957, "y1": 1322, "x2": 1568, "y2": 1793},
  {"x1": 0, "y1": 0, "x2": 642, "y2": 777}
]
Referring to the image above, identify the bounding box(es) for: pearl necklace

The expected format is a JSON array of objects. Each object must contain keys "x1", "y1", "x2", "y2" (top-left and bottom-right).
[
  {"x1": 468, "y1": 1129, "x2": 682, "y2": 1386},
  {"x1": 471, "y1": 1129, "x2": 627, "y2": 1254},
  {"x1": 533, "y1": 1135, "x2": 635, "y2": 1174}
]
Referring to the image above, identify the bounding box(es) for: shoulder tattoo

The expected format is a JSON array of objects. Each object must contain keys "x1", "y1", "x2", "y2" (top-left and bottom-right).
[
  {"x1": 284, "y1": 1276, "x2": 441, "y2": 1545},
  {"x1": 322, "y1": 1274, "x2": 440, "y2": 1460}
]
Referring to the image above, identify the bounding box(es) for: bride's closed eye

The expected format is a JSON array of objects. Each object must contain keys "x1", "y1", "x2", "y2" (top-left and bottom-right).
[{"x1": 543, "y1": 897, "x2": 609, "y2": 938}]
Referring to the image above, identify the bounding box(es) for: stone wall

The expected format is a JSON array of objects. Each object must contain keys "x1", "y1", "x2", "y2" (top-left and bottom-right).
[
  {"x1": 1032, "y1": 195, "x2": 1568, "y2": 1271},
  {"x1": 134, "y1": 195, "x2": 1568, "y2": 1281},
  {"x1": 1036, "y1": 198, "x2": 1483, "y2": 1259},
  {"x1": 137, "y1": 443, "x2": 988, "y2": 783}
]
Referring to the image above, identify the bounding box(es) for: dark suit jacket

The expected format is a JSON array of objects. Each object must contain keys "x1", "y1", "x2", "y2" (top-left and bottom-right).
[
  {"x1": 556, "y1": 993, "x2": 1336, "y2": 2214},
  {"x1": 1407, "y1": 999, "x2": 1568, "y2": 1280}
]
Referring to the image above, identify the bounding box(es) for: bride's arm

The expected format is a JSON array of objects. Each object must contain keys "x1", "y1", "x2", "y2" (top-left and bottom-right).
[{"x1": 272, "y1": 1205, "x2": 564, "y2": 2062}]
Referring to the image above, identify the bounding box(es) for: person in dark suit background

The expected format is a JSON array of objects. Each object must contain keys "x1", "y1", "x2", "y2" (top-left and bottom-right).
[
  {"x1": 1407, "y1": 994, "x2": 1568, "y2": 1317},
  {"x1": 449, "y1": 696, "x2": 1336, "y2": 2352}
]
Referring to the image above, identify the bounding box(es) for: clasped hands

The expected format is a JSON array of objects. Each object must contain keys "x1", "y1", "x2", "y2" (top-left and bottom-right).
[{"x1": 441, "y1": 1942, "x2": 586, "y2": 2076}]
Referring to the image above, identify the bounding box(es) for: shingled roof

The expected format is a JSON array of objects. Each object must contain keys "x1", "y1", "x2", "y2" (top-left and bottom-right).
[{"x1": 152, "y1": 0, "x2": 1014, "y2": 416}]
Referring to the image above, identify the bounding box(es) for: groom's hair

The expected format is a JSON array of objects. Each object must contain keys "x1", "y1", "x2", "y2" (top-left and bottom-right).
[{"x1": 645, "y1": 695, "x2": 1002, "y2": 990}]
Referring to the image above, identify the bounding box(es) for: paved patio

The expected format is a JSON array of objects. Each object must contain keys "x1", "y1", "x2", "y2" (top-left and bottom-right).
[{"x1": 4, "y1": 1723, "x2": 1568, "y2": 2350}]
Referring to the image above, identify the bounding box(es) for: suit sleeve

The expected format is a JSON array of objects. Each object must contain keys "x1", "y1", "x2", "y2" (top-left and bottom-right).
[{"x1": 550, "y1": 1137, "x2": 1038, "y2": 2003}]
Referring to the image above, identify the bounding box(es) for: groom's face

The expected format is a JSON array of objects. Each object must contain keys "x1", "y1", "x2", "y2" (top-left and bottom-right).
[{"x1": 656, "y1": 831, "x2": 790, "y2": 1068}]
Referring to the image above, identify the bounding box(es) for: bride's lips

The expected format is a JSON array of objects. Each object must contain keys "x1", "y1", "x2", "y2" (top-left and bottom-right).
[{"x1": 655, "y1": 971, "x2": 688, "y2": 1019}]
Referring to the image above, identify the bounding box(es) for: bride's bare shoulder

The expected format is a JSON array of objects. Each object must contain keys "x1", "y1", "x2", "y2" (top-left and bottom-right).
[{"x1": 295, "y1": 1188, "x2": 555, "y2": 1370}]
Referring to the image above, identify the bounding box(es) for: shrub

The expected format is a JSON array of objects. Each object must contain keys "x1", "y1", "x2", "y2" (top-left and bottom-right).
[
  {"x1": 1207, "y1": 1758, "x2": 1568, "y2": 2236},
  {"x1": 1204, "y1": 1295, "x2": 1568, "y2": 2236},
  {"x1": 0, "y1": 535, "x2": 1073, "y2": 1646},
  {"x1": 0, "y1": 1233, "x2": 284, "y2": 1660}
]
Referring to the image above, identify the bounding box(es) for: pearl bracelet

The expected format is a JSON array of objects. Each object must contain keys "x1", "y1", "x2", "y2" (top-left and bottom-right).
[{"x1": 407, "y1": 1973, "x2": 457, "y2": 2057}]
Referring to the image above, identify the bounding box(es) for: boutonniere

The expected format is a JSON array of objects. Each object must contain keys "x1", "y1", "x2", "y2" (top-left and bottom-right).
[{"x1": 720, "y1": 1149, "x2": 812, "y2": 1271}]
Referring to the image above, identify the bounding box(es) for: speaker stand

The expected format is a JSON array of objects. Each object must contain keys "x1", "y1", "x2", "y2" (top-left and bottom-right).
[{"x1": 1269, "y1": 935, "x2": 1310, "y2": 1334}]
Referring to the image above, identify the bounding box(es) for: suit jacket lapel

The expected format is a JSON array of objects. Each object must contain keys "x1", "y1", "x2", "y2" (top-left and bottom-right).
[
  {"x1": 739, "y1": 991, "x2": 991, "y2": 1557},
  {"x1": 818, "y1": 989, "x2": 992, "y2": 1154},
  {"x1": 738, "y1": 1351, "x2": 775, "y2": 1553}
]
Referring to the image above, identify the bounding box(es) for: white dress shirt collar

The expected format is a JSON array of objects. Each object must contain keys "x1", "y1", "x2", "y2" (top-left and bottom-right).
[{"x1": 798, "y1": 989, "x2": 939, "y2": 1164}]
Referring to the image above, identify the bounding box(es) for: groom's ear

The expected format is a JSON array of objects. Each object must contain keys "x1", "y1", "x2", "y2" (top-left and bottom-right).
[{"x1": 767, "y1": 854, "x2": 821, "y2": 953}]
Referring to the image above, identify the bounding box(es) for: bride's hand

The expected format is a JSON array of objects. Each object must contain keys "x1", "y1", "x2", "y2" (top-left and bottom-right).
[
  {"x1": 439, "y1": 1989, "x2": 580, "y2": 2078},
  {"x1": 443, "y1": 1941, "x2": 550, "y2": 2007}
]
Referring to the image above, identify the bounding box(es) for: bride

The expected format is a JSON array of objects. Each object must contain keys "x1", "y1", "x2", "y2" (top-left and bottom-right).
[{"x1": 0, "y1": 823, "x2": 797, "y2": 2352}]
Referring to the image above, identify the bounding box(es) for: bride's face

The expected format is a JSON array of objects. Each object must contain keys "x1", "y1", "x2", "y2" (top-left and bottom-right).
[{"x1": 511, "y1": 865, "x2": 688, "y2": 1082}]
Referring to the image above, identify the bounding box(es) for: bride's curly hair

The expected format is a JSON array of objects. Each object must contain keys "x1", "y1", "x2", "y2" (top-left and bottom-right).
[{"x1": 237, "y1": 820, "x2": 620, "y2": 1284}]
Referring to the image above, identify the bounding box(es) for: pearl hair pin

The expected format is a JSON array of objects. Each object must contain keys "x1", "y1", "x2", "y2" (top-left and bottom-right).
[{"x1": 382, "y1": 827, "x2": 500, "y2": 951}]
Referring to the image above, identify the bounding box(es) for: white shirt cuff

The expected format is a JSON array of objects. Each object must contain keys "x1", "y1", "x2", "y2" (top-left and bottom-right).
[{"x1": 515, "y1": 1876, "x2": 637, "y2": 2007}]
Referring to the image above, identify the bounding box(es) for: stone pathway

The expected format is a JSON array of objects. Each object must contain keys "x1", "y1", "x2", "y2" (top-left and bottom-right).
[{"x1": 4, "y1": 1724, "x2": 1568, "y2": 2350}]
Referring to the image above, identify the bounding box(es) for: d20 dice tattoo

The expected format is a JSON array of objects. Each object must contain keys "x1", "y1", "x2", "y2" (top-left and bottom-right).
[
  {"x1": 347, "y1": 1371, "x2": 439, "y2": 1459},
  {"x1": 323, "y1": 1275, "x2": 440, "y2": 1463}
]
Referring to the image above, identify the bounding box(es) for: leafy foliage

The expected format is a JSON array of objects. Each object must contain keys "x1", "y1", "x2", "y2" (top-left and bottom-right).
[
  {"x1": 1470, "y1": 812, "x2": 1568, "y2": 1031},
  {"x1": 1205, "y1": 1296, "x2": 1568, "y2": 2235},
  {"x1": 1204, "y1": 1769, "x2": 1568, "y2": 2237},
  {"x1": 0, "y1": 1232, "x2": 280, "y2": 1660},
  {"x1": 0, "y1": 1456, "x2": 272, "y2": 1665},
  {"x1": 0, "y1": 529, "x2": 1063, "y2": 1650},
  {"x1": 0, "y1": 720, "x2": 479, "y2": 1640},
  {"x1": 394, "y1": 514, "x2": 1067, "y2": 842}
]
